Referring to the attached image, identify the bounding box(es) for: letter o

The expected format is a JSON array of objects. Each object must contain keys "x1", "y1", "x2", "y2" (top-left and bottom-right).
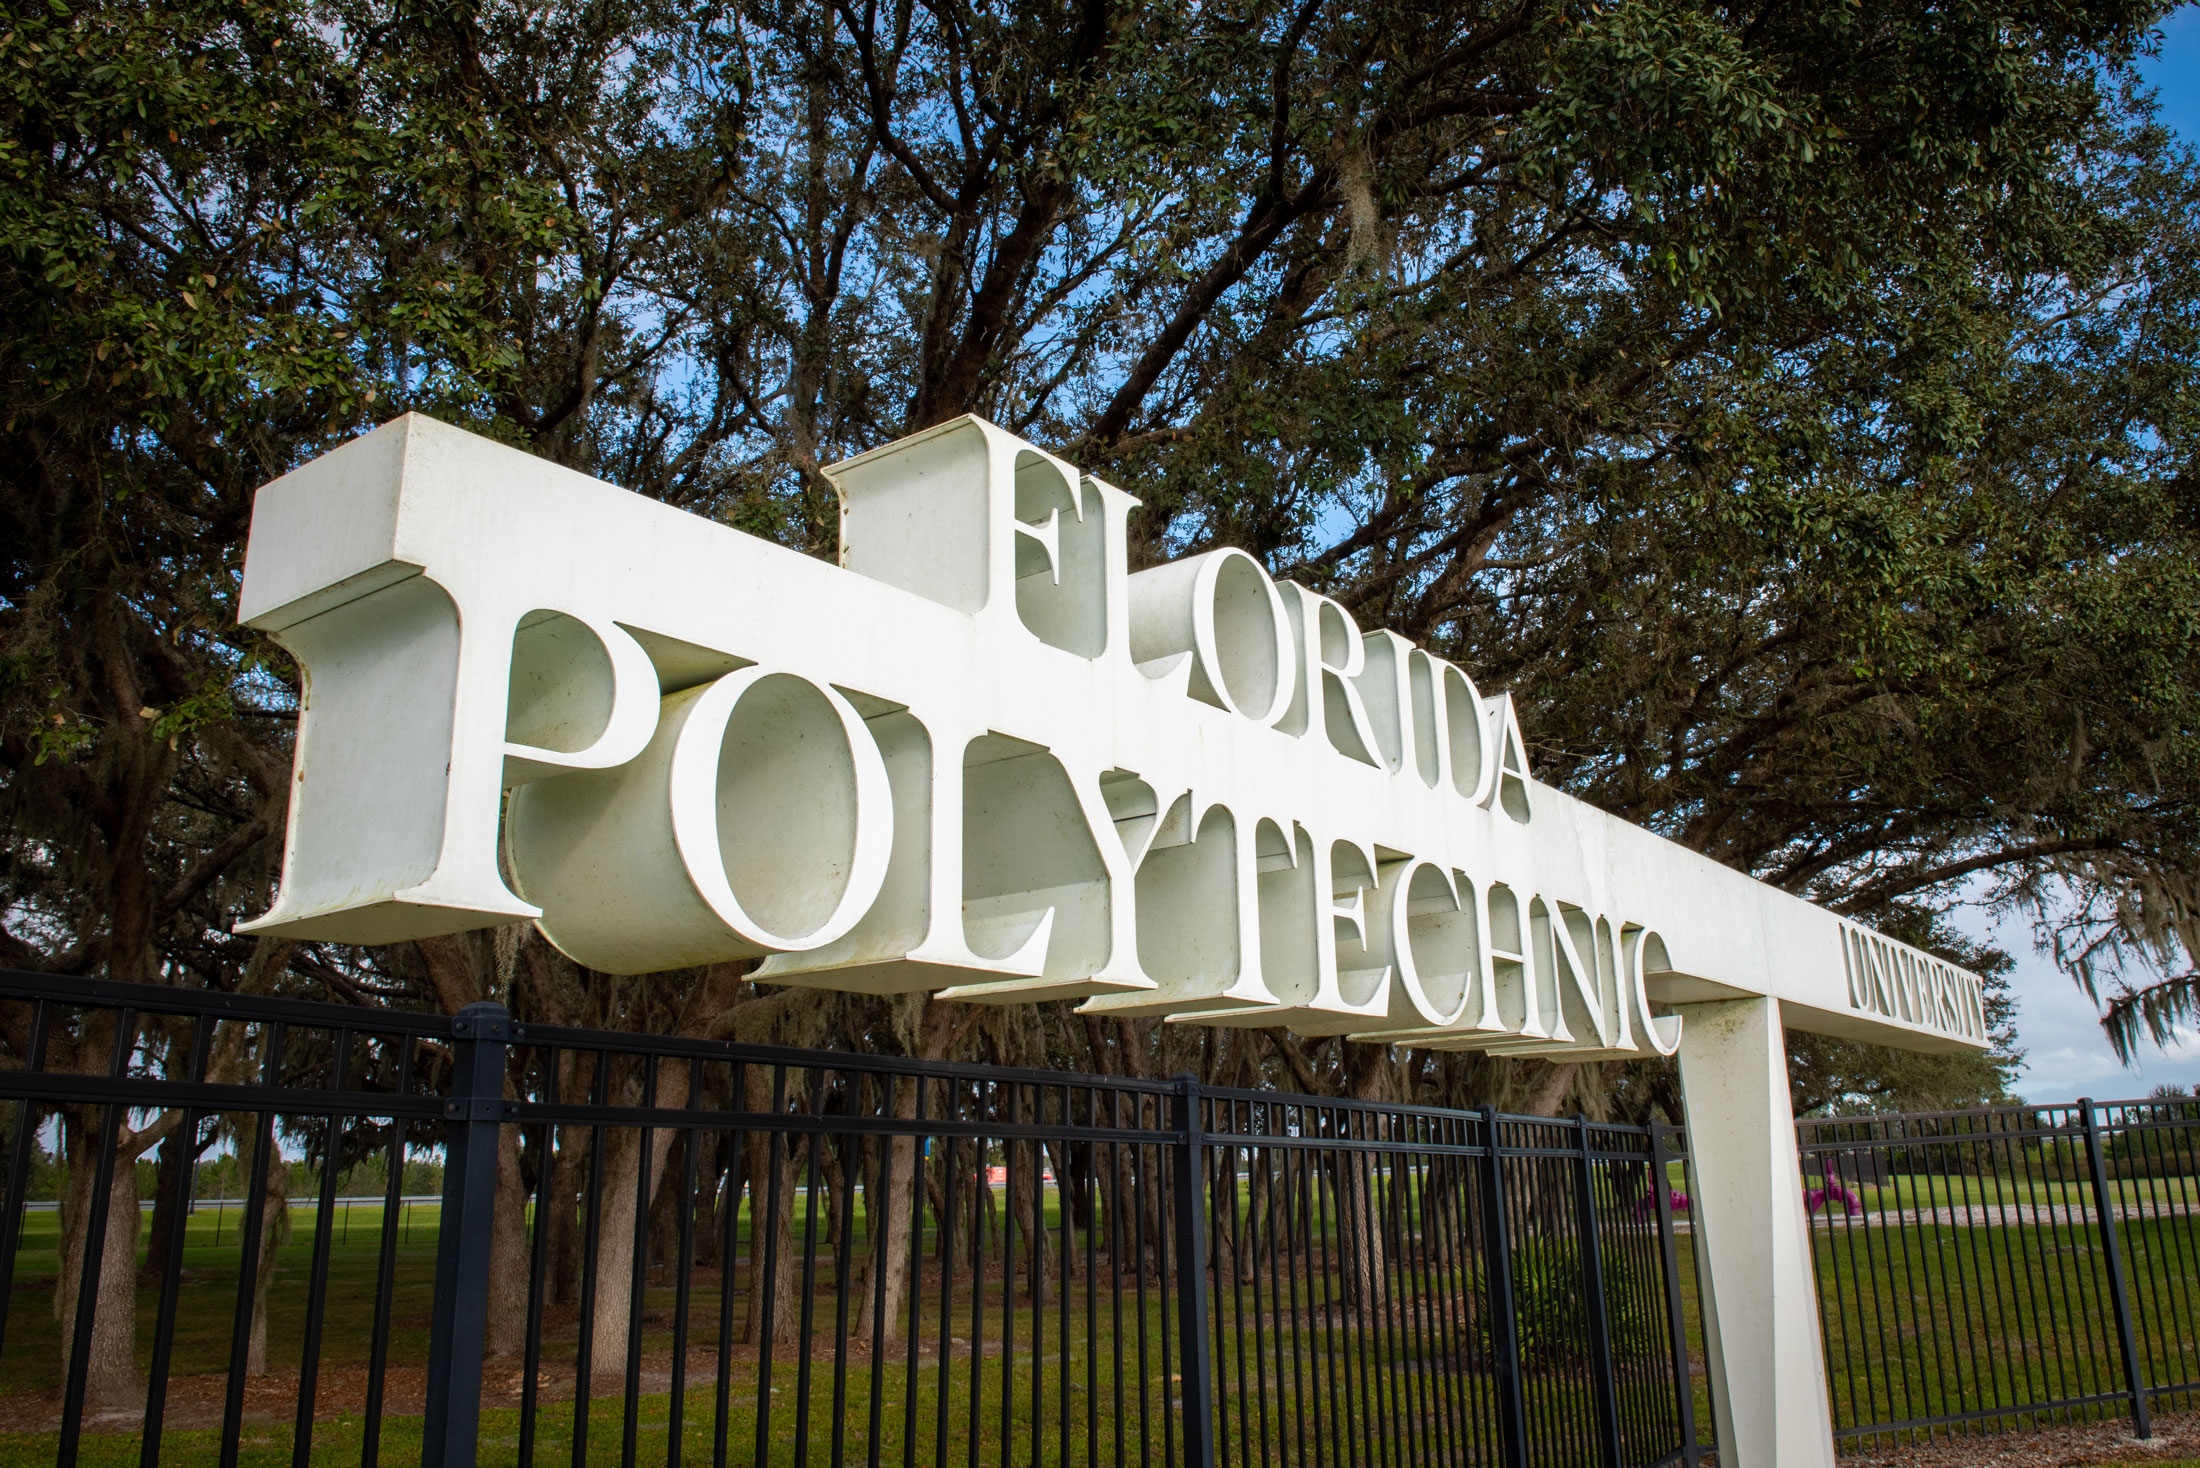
[
  {"x1": 669, "y1": 668, "x2": 894, "y2": 951},
  {"x1": 1195, "y1": 551, "x2": 1294, "y2": 724},
  {"x1": 506, "y1": 666, "x2": 894, "y2": 973},
  {"x1": 1126, "y1": 548, "x2": 1295, "y2": 725}
]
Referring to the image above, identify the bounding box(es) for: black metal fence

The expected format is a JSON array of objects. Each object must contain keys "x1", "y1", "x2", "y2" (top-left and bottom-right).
[
  {"x1": 0, "y1": 971, "x2": 1699, "y2": 1467},
  {"x1": 1802, "y1": 1096, "x2": 2200, "y2": 1448}
]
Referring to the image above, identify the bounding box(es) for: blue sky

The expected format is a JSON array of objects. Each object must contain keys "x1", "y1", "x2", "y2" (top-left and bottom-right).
[
  {"x1": 2140, "y1": 4, "x2": 2200, "y2": 138},
  {"x1": 1976, "y1": 7, "x2": 2198, "y2": 1102}
]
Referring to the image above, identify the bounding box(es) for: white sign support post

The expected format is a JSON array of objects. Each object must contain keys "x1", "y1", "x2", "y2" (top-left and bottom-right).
[
  {"x1": 234, "y1": 413, "x2": 1990, "y2": 1466},
  {"x1": 1677, "y1": 998, "x2": 1840, "y2": 1467}
]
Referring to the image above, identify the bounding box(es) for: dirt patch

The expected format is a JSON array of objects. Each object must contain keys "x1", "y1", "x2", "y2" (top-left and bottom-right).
[
  {"x1": 1842, "y1": 1409, "x2": 2200, "y2": 1467},
  {"x1": 0, "y1": 1343, "x2": 808, "y2": 1435}
]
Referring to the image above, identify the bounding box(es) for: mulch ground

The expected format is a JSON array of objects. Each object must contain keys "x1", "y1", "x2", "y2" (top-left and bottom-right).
[
  {"x1": 0, "y1": 1345, "x2": 785, "y2": 1434},
  {"x1": 0, "y1": 1364, "x2": 431, "y2": 1434},
  {"x1": 1842, "y1": 1409, "x2": 2200, "y2": 1467}
]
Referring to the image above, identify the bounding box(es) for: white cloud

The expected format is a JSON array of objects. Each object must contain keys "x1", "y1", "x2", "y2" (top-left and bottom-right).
[{"x1": 1949, "y1": 905, "x2": 2200, "y2": 1103}]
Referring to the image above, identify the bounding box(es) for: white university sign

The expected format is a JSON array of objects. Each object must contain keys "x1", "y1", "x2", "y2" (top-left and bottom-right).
[{"x1": 238, "y1": 413, "x2": 1986, "y2": 1467}]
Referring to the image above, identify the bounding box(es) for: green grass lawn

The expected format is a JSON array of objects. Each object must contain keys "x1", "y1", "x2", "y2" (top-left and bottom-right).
[
  {"x1": 1813, "y1": 1207, "x2": 2200, "y2": 1437},
  {"x1": 4, "y1": 1202, "x2": 444, "y2": 1395},
  {"x1": 1, "y1": 1187, "x2": 1686, "y2": 1466}
]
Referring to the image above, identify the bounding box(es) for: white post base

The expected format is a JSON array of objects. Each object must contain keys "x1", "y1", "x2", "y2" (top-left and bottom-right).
[{"x1": 1675, "y1": 996, "x2": 1837, "y2": 1468}]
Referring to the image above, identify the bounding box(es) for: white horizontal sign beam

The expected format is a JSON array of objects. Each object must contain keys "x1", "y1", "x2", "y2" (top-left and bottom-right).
[{"x1": 237, "y1": 413, "x2": 1984, "y2": 1060}]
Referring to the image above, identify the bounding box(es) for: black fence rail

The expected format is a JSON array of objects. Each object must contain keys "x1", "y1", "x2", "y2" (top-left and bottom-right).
[
  {"x1": 0, "y1": 971, "x2": 1698, "y2": 1467},
  {"x1": 1190, "y1": 1091, "x2": 1695, "y2": 1468},
  {"x1": 1802, "y1": 1096, "x2": 2200, "y2": 1448}
]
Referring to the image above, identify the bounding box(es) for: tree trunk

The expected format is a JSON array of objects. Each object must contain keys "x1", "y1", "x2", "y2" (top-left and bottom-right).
[
  {"x1": 50, "y1": 949, "x2": 284, "y2": 1414},
  {"x1": 1525, "y1": 1061, "x2": 1576, "y2": 1118},
  {"x1": 1140, "y1": 1102, "x2": 1170, "y2": 1282},
  {"x1": 742, "y1": 1066, "x2": 801, "y2": 1345},
  {"x1": 972, "y1": 1142, "x2": 1000, "y2": 1265},
  {"x1": 853, "y1": 1078, "x2": 921, "y2": 1343},
  {"x1": 819, "y1": 1134, "x2": 845, "y2": 1248},
  {"x1": 926, "y1": 1147, "x2": 952, "y2": 1270},
  {"x1": 1519, "y1": 1062, "x2": 1579, "y2": 1233},
  {"x1": 647, "y1": 1131, "x2": 690, "y2": 1269},
  {"x1": 487, "y1": 1120, "x2": 531, "y2": 1357},
  {"x1": 1342, "y1": 1160, "x2": 1390, "y2": 1319},
  {"x1": 1238, "y1": 1151, "x2": 1274, "y2": 1285},
  {"x1": 1010, "y1": 1131, "x2": 1050, "y2": 1304},
  {"x1": 1335, "y1": 1052, "x2": 1392, "y2": 1320},
  {"x1": 55, "y1": 1108, "x2": 143, "y2": 1416},
  {"x1": 588, "y1": 1060, "x2": 692, "y2": 1382},
  {"x1": 142, "y1": 1126, "x2": 190, "y2": 1283},
  {"x1": 245, "y1": 1132, "x2": 291, "y2": 1376},
  {"x1": 1050, "y1": 1136, "x2": 1090, "y2": 1278},
  {"x1": 548, "y1": 1124, "x2": 589, "y2": 1306},
  {"x1": 587, "y1": 1125, "x2": 646, "y2": 1388},
  {"x1": 692, "y1": 1132, "x2": 728, "y2": 1270}
]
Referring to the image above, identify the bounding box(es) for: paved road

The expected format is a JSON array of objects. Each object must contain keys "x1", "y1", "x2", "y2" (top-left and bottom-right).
[{"x1": 1809, "y1": 1198, "x2": 2200, "y2": 1228}]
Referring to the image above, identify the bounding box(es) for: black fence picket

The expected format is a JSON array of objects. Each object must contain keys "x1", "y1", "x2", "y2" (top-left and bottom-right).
[
  {"x1": 1800, "y1": 1096, "x2": 2200, "y2": 1449},
  {"x1": 0, "y1": 971, "x2": 1703, "y2": 1466},
  {"x1": 12, "y1": 970, "x2": 2200, "y2": 1464}
]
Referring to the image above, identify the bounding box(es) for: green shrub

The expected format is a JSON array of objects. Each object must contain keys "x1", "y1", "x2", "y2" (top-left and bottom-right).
[{"x1": 1480, "y1": 1237, "x2": 1667, "y2": 1366}]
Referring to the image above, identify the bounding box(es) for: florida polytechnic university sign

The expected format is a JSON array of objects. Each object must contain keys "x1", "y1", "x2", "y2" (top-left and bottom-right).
[{"x1": 237, "y1": 414, "x2": 1985, "y2": 1064}]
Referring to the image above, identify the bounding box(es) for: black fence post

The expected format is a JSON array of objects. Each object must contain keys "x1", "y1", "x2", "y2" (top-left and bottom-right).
[
  {"x1": 1648, "y1": 1119, "x2": 1701, "y2": 1467},
  {"x1": 2079, "y1": 1097, "x2": 2152, "y2": 1439},
  {"x1": 1171, "y1": 1075, "x2": 1217, "y2": 1468},
  {"x1": 1573, "y1": 1117, "x2": 1625, "y2": 1468},
  {"x1": 423, "y1": 1001, "x2": 511, "y2": 1468},
  {"x1": 1478, "y1": 1106, "x2": 1528, "y2": 1468}
]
